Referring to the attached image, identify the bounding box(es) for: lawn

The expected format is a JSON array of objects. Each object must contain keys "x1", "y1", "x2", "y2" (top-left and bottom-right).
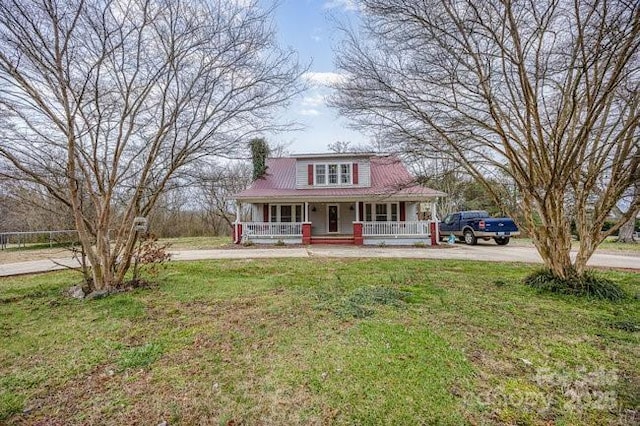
[
  {"x1": 0, "y1": 259, "x2": 638, "y2": 425},
  {"x1": 509, "y1": 236, "x2": 640, "y2": 253},
  {"x1": 158, "y1": 236, "x2": 230, "y2": 250}
]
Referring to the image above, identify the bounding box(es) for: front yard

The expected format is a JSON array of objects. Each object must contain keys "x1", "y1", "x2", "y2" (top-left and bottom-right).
[{"x1": 1, "y1": 259, "x2": 638, "y2": 425}]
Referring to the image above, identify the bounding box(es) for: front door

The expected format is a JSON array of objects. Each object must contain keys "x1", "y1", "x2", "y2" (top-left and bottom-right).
[{"x1": 327, "y1": 205, "x2": 339, "y2": 233}]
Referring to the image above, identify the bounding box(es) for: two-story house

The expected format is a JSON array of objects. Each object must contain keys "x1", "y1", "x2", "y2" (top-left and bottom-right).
[{"x1": 232, "y1": 153, "x2": 445, "y2": 245}]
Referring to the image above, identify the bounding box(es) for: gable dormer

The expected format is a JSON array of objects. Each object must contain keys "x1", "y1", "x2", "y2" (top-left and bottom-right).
[{"x1": 294, "y1": 153, "x2": 372, "y2": 189}]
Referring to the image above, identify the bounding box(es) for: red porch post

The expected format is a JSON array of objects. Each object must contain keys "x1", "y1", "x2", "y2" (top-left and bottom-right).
[
  {"x1": 353, "y1": 222, "x2": 363, "y2": 245},
  {"x1": 302, "y1": 222, "x2": 312, "y2": 245},
  {"x1": 429, "y1": 221, "x2": 437, "y2": 246},
  {"x1": 233, "y1": 222, "x2": 243, "y2": 244}
]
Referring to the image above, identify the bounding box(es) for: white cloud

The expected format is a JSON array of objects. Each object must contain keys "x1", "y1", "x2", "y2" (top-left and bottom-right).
[
  {"x1": 299, "y1": 109, "x2": 321, "y2": 116},
  {"x1": 302, "y1": 72, "x2": 345, "y2": 87},
  {"x1": 323, "y1": 0, "x2": 359, "y2": 11},
  {"x1": 311, "y1": 27, "x2": 324, "y2": 42},
  {"x1": 301, "y1": 93, "x2": 326, "y2": 107}
]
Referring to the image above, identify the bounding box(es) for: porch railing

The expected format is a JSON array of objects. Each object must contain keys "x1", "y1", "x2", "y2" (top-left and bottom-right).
[
  {"x1": 243, "y1": 222, "x2": 303, "y2": 238},
  {"x1": 362, "y1": 221, "x2": 430, "y2": 236}
]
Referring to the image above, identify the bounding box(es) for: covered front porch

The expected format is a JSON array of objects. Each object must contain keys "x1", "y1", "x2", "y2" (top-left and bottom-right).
[{"x1": 233, "y1": 200, "x2": 439, "y2": 245}]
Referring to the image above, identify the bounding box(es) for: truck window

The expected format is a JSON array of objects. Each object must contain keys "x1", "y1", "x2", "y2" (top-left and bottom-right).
[{"x1": 443, "y1": 214, "x2": 453, "y2": 225}]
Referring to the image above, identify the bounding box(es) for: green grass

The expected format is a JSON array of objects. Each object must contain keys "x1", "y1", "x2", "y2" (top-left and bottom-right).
[
  {"x1": 158, "y1": 236, "x2": 229, "y2": 250},
  {"x1": 512, "y1": 236, "x2": 640, "y2": 253},
  {"x1": 597, "y1": 237, "x2": 640, "y2": 252},
  {"x1": 0, "y1": 259, "x2": 638, "y2": 425}
]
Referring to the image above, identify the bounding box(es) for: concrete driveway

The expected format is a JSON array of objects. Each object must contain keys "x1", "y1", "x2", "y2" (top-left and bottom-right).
[{"x1": 1, "y1": 244, "x2": 638, "y2": 277}]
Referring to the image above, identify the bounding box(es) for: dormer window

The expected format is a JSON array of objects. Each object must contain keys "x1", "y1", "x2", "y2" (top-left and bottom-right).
[
  {"x1": 315, "y1": 165, "x2": 326, "y2": 184},
  {"x1": 314, "y1": 163, "x2": 352, "y2": 185},
  {"x1": 340, "y1": 164, "x2": 351, "y2": 183}
]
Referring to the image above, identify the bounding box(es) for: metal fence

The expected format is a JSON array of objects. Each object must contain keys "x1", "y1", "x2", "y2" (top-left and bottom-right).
[{"x1": 0, "y1": 230, "x2": 78, "y2": 250}]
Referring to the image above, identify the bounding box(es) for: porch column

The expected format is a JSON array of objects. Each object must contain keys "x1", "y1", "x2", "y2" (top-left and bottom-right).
[
  {"x1": 428, "y1": 199, "x2": 439, "y2": 245},
  {"x1": 355, "y1": 201, "x2": 359, "y2": 222},
  {"x1": 353, "y1": 222, "x2": 363, "y2": 245},
  {"x1": 304, "y1": 202, "x2": 309, "y2": 222},
  {"x1": 302, "y1": 222, "x2": 311, "y2": 245},
  {"x1": 233, "y1": 201, "x2": 242, "y2": 244}
]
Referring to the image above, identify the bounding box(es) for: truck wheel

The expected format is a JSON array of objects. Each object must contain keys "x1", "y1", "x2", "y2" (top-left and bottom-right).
[
  {"x1": 495, "y1": 237, "x2": 510, "y2": 246},
  {"x1": 463, "y1": 230, "x2": 477, "y2": 245}
]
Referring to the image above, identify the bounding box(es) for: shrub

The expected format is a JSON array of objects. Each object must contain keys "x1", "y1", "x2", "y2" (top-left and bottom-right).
[
  {"x1": 524, "y1": 269, "x2": 626, "y2": 301},
  {"x1": 131, "y1": 233, "x2": 170, "y2": 285}
]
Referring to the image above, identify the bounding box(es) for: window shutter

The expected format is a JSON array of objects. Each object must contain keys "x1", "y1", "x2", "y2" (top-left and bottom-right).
[
  {"x1": 352, "y1": 163, "x2": 359, "y2": 185},
  {"x1": 263, "y1": 204, "x2": 269, "y2": 222},
  {"x1": 399, "y1": 202, "x2": 406, "y2": 221},
  {"x1": 308, "y1": 164, "x2": 314, "y2": 185}
]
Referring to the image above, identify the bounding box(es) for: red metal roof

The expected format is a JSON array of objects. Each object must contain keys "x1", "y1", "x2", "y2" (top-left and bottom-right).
[{"x1": 234, "y1": 155, "x2": 445, "y2": 200}]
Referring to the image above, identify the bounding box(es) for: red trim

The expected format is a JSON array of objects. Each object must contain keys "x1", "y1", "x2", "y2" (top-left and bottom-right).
[
  {"x1": 358, "y1": 202, "x2": 364, "y2": 221},
  {"x1": 307, "y1": 164, "x2": 314, "y2": 185},
  {"x1": 263, "y1": 204, "x2": 269, "y2": 222},
  {"x1": 399, "y1": 202, "x2": 406, "y2": 221},
  {"x1": 352, "y1": 163, "x2": 359, "y2": 184}
]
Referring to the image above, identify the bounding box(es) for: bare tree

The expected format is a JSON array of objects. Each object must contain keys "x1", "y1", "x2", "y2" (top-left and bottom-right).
[
  {"x1": 195, "y1": 161, "x2": 252, "y2": 233},
  {"x1": 327, "y1": 140, "x2": 373, "y2": 153},
  {"x1": 332, "y1": 0, "x2": 639, "y2": 280},
  {"x1": 0, "y1": 0, "x2": 304, "y2": 290},
  {"x1": 614, "y1": 181, "x2": 640, "y2": 242}
]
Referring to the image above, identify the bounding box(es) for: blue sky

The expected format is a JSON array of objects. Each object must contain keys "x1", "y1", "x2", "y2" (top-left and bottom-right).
[{"x1": 267, "y1": 0, "x2": 367, "y2": 154}]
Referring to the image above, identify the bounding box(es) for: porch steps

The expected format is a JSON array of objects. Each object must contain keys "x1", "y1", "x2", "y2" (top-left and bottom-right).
[{"x1": 310, "y1": 236, "x2": 355, "y2": 245}]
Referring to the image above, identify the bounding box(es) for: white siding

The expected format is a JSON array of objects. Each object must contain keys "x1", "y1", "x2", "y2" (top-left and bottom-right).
[
  {"x1": 307, "y1": 202, "x2": 356, "y2": 234},
  {"x1": 251, "y1": 204, "x2": 261, "y2": 222},
  {"x1": 338, "y1": 203, "x2": 357, "y2": 233},
  {"x1": 406, "y1": 202, "x2": 419, "y2": 221},
  {"x1": 358, "y1": 161, "x2": 371, "y2": 187},
  {"x1": 296, "y1": 158, "x2": 371, "y2": 189},
  {"x1": 308, "y1": 203, "x2": 326, "y2": 234}
]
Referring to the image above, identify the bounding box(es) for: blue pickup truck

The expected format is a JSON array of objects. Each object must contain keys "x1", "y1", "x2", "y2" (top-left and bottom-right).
[{"x1": 439, "y1": 210, "x2": 520, "y2": 245}]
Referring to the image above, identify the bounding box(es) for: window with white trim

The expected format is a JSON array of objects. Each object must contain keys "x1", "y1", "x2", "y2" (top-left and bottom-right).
[
  {"x1": 364, "y1": 203, "x2": 400, "y2": 222},
  {"x1": 314, "y1": 163, "x2": 352, "y2": 185},
  {"x1": 269, "y1": 204, "x2": 303, "y2": 222},
  {"x1": 340, "y1": 164, "x2": 351, "y2": 183},
  {"x1": 375, "y1": 204, "x2": 387, "y2": 221},
  {"x1": 315, "y1": 165, "x2": 326, "y2": 185}
]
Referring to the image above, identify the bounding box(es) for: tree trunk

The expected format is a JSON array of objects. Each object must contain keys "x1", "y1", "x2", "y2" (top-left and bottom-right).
[
  {"x1": 522, "y1": 194, "x2": 577, "y2": 280},
  {"x1": 616, "y1": 215, "x2": 636, "y2": 243},
  {"x1": 531, "y1": 226, "x2": 576, "y2": 279}
]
